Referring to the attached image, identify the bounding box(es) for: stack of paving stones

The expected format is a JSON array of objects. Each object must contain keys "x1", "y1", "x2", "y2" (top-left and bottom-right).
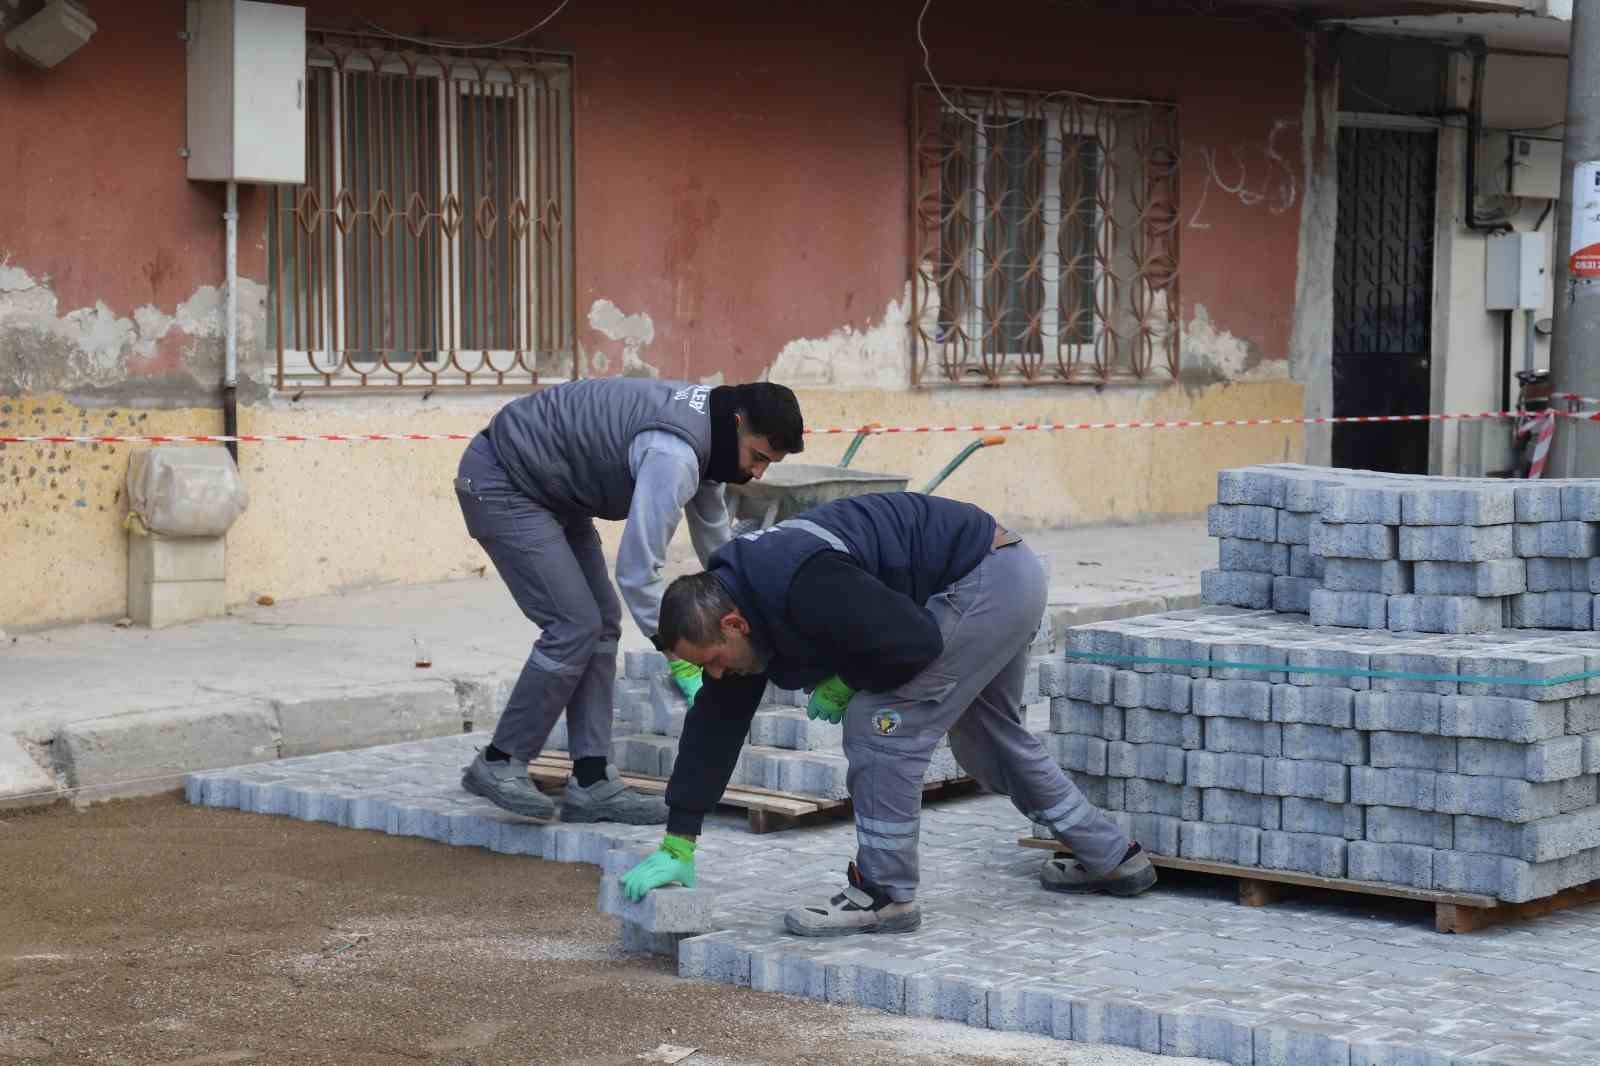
[
  {"x1": 1204, "y1": 464, "x2": 1600, "y2": 634},
  {"x1": 1040, "y1": 603, "x2": 1600, "y2": 903}
]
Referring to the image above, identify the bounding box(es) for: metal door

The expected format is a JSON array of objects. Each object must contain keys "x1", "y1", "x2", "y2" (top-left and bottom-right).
[{"x1": 1332, "y1": 126, "x2": 1437, "y2": 474}]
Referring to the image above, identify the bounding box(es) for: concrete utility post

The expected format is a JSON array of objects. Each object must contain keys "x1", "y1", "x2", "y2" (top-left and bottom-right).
[{"x1": 1550, "y1": 0, "x2": 1600, "y2": 475}]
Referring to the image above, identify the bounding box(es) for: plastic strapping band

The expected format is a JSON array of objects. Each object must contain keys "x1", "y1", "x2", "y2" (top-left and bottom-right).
[{"x1": 1062, "y1": 649, "x2": 1600, "y2": 688}]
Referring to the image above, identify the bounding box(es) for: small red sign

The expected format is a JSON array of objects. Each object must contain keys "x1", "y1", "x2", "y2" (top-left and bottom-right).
[{"x1": 1572, "y1": 242, "x2": 1600, "y2": 278}]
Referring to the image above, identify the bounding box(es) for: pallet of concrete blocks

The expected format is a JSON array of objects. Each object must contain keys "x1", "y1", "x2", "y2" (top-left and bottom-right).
[
  {"x1": 1040, "y1": 605, "x2": 1600, "y2": 903},
  {"x1": 1207, "y1": 464, "x2": 1600, "y2": 634}
]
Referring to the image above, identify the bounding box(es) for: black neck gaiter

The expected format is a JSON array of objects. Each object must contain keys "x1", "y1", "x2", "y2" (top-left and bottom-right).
[{"x1": 706, "y1": 385, "x2": 747, "y2": 484}]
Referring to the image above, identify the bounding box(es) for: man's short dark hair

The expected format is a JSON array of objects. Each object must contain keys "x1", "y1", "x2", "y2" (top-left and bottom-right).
[
  {"x1": 658, "y1": 571, "x2": 738, "y2": 650},
  {"x1": 734, "y1": 382, "x2": 804, "y2": 454}
]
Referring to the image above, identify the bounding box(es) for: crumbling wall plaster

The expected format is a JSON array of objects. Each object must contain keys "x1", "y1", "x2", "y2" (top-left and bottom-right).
[{"x1": 765, "y1": 284, "x2": 919, "y2": 389}]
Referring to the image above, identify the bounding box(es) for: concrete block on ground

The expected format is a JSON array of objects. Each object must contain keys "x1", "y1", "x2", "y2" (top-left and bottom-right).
[
  {"x1": 1561, "y1": 482, "x2": 1600, "y2": 521},
  {"x1": 624, "y1": 650, "x2": 669, "y2": 680},
  {"x1": 1354, "y1": 692, "x2": 1442, "y2": 735},
  {"x1": 1106, "y1": 741, "x2": 1186, "y2": 784},
  {"x1": 1386, "y1": 595, "x2": 1506, "y2": 635},
  {"x1": 1527, "y1": 557, "x2": 1585, "y2": 591},
  {"x1": 273, "y1": 681, "x2": 466, "y2": 759},
  {"x1": 1201, "y1": 788, "x2": 1275, "y2": 828},
  {"x1": 1259, "y1": 830, "x2": 1346, "y2": 878},
  {"x1": 1037, "y1": 661, "x2": 1069, "y2": 698},
  {"x1": 1369, "y1": 732, "x2": 1457, "y2": 772},
  {"x1": 1275, "y1": 511, "x2": 1313, "y2": 546},
  {"x1": 1262, "y1": 758, "x2": 1348, "y2": 803},
  {"x1": 1311, "y1": 522, "x2": 1398, "y2": 561},
  {"x1": 128, "y1": 533, "x2": 225, "y2": 583},
  {"x1": 1289, "y1": 545, "x2": 1323, "y2": 579},
  {"x1": 1347, "y1": 841, "x2": 1434, "y2": 890},
  {"x1": 1587, "y1": 732, "x2": 1600, "y2": 773},
  {"x1": 1184, "y1": 750, "x2": 1264, "y2": 793},
  {"x1": 1180, "y1": 821, "x2": 1261, "y2": 866},
  {"x1": 1402, "y1": 485, "x2": 1516, "y2": 526},
  {"x1": 1439, "y1": 695, "x2": 1565, "y2": 741},
  {"x1": 1204, "y1": 718, "x2": 1281, "y2": 757},
  {"x1": 1207, "y1": 504, "x2": 1277, "y2": 541},
  {"x1": 1218, "y1": 467, "x2": 1286, "y2": 508},
  {"x1": 1456, "y1": 736, "x2": 1584, "y2": 781},
  {"x1": 1122, "y1": 780, "x2": 1201, "y2": 820},
  {"x1": 1108, "y1": 812, "x2": 1183, "y2": 856},
  {"x1": 1050, "y1": 733, "x2": 1109, "y2": 777},
  {"x1": 1201, "y1": 570, "x2": 1273, "y2": 610},
  {"x1": 1138, "y1": 672, "x2": 1192, "y2": 713},
  {"x1": 1412, "y1": 560, "x2": 1526, "y2": 597},
  {"x1": 1321, "y1": 558, "x2": 1412, "y2": 595},
  {"x1": 1517, "y1": 482, "x2": 1566, "y2": 522},
  {"x1": 1220, "y1": 538, "x2": 1290, "y2": 575},
  {"x1": 1253, "y1": 1026, "x2": 1350, "y2": 1066},
  {"x1": 1318, "y1": 484, "x2": 1403, "y2": 525},
  {"x1": 1280, "y1": 797, "x2": 1363, "y2": 840},
  {"x1": 1280, "y1": 723, "x2": 1366, "y2": 765},
  {"x1": 1516, "y1": 520, "x2": 1600, "y2": 558},
  {"x1": 1206, "y1": 638, "x2": 1289, "y2": 683},
  {"x1": 58, "y1": 702, "x2": 279, "y2": 799},
  {"x1": 1371, "y1": 647, "x2": 1461, "y2": 696},
  {"x1": 1121, "y1": 706, "x2": 1187, "y2": 747},
  {"x1": 611, "y1": 734, "x2": 677, "y2": 778},
  {"x1": 1065, "y1": 663, "x2": 1116, "y2": 704},
  {"x1": 1457, "y1": 647, "x2": 1588, "y2": 701},
  {"x1": 598, "y1": 849, "x2": 716, "y2": 934},
  {"x1": 1509, "y1": 591, "x2": 1593, "y2": 630},
  {"x1": 1351, "y1": 767, "x2": 1439, "y2": 810},
  {"x1": 1310, "y1": 589, "x2": 1388, "y2": 629},
  {"x1": 1455, "y1": 808, "x2": 1600, "y2": 863},
  {"x1": 1272, "y1": 685, "x2": 1355, "y2": 727},
  {"x1": 1191, "y1": 679, "x2": 1272, "y2": 721},
  {"x1": 1436, "y1": 773, "x2": 1597, "y2": 822},
  {"x1": 1287, "y1": 644, "x2": 1372, "y2": 690},
  {"x1": 1050, "y1": 699, "x2": 1123, "y2": 741},
  {"x1": 1365, "y1": 805, "x2": 1453, "y2": 850},
  {"x1": 1124, "y1": 632, "x2": 1211, "y2": 678},
  {"x1": 1399, "y1": 524, "x2": 1514, "y2": 562},
  {"x1": 1272, "y1": 576, "x2": 1315, "y2": 614},
  {"x1": 1159, "y1": 1011, "x2": 1256, "y2": 1065},
  {"x1": 1569, "y1": 695, "x2": 1600, "y2": 734},
  {"x1": 1433, "y1": 847, "x2": 1599, "y2": 903}
]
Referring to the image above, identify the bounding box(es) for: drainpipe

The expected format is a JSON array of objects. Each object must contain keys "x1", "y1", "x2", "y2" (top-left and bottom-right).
[
  {"x1": 224, "y1": 180, "x2": 238, "y2": 465},
  {"x1": 1463, "y1": 37, "x2": 1509, "y2": 236}
]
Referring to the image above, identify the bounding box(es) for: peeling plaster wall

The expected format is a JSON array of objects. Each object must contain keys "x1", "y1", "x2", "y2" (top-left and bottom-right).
[{"x1": 1290, "y1": 32, "x2": 1339, "y2": 467}]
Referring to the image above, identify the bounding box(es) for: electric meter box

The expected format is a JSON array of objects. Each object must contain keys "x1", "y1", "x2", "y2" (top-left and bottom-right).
[
  {"x1": 185, "y1": 0, "x2": 306, "y2": 184},
  {"x1": 1485, "y1": 231, "x2": 1547, "y2": 311}
]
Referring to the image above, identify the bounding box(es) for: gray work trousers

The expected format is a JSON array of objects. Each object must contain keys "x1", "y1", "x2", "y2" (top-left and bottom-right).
[
  {"x1": 455, "y1": 434, "x2": 621, "y2": 762},
  {"x1": 843, "y1": 538, "x2": 1130, "y2": 902}
]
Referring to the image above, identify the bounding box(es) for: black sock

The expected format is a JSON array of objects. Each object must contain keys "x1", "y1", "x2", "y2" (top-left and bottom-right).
[
  {"x1": 1124, "y1": 842, "x2": 1143, "y2": 862},
  {"x1": 573, "y1": 757, "x2": 607, "y2": 788},
  {"x1": 483, "y1": 744, "x2": 511, "y2": 763}
]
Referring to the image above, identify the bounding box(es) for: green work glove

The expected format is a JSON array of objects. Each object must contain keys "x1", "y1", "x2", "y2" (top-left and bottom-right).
[
  {"x1": 806, "y1": 675, "x2": 856, "y2": 725},
  {"x1": 621, "y1": 834, "x2": 697, "y2": 901},
  {"x1": 668, "y1": 658, "x2": 704, "y2": 705}
]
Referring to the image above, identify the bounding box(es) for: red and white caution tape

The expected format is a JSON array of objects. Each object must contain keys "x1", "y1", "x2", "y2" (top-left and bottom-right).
[
  {"x1": 4, "y1": 408, "x2": 1600, "y2": 446},
  {"x1": 1517, "y1": 409, "x2": 1558, "y2": 479}
]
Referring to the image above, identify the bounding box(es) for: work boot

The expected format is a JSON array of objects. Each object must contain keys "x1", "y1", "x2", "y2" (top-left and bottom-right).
[
  {"x1": 560, "y1": 766, "x2": 668, "y2": 825},
  {"x1": 783, "y1": 863, "x2": 922, "y2": 938},
  {"x1": 1039, "y1": 842, "x2": 1158, "y2": 897},
  {"x1": 461, "y1": 751, "x2": 556, "y2": 820}
]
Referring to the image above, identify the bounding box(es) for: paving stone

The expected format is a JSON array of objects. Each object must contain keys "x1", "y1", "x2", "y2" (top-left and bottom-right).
[
  {"x1": 1370, "y1": 732, "x2": 1458, "y2": 772},
  {"x1": 1433, "y1": 847, "x2": 1600, "y2": 903},
  {"x1": 1355, "y1": 692, "x2": 1442, "y2": 734},
  {"x1": 1050, "y1": 699, "x2": 1123, "y2": 741},
  {"x1": 1263, "y1": 759, "x2": 1348, "y2": 803},
  {"x1": 1138, "y1": 672, "x2": 1193, "y2": 713},
  {"x1": 1218, "y1": 467, "x2": 1287, "y2": 508},
  {"x1": 1412, "y1": 560, "x2": 1526, "y2": 597},
  {"x1": 1253, "y1": 1025, "x2": 1350, "y2": 1066},
  {"x1": 1290, "y1": 544, "x2": 1325, "y2": 579},
  {"x1": 1510, "y1": 592, "x2": 1594, "y2": 630},
  {"x1": 1205, "y1": 718, "x2": 1282, "y2": 757},
  {"x1": 1456, "y1": 736, "x2": 1584, "y2": 782},
  {"x1": 1402, "y1": 485, "x2": 1516, "y2": 527},
  {"x1": 1202, "y1": 788, "x2": 1276, "y2": 829},
  {"x1": 1049, "y1": 733, "x2": 1109, "y2": 777},
  {"x1": 1320, "y1": 484, "x2": 1404, "y2": 525},
  {"x1": 1322, "y1": 558, "x2": 1414, "y2": 595},
  {"x1": 1276, "y1": 511, "x2": 1314, "y2": 545},
  {"x1": 1312, "y1": 521, "x2": 1399, "y2": 561},
  {"x1": 1399, "y1": 525, "x2": 1515, "y2": 563},
  {"x1": 624, "y1": 650, "x2": 670, "y2": 680},
  {"x1": 1561, "y1": 483, "x2": 1600, "y2": 522},
  {"x1": 1159, "y1": 1011, "x2": 1257, "y2": 1065},
  {"x1": 1207, "y1": 637, "x2": 1291, "y2": 683},
  {"x1": 1180, "y1": 820, "x2": 1261, "y2": 866},
  {"x1": 1434, "y1": 773, "x2": 1597, "y2": 823},
  {"x1": 1517, "y1": 482, "x2": 1567, "y2": 522},
  {"x1": 1260, "y1": 830, "x2": 1347, "y2": 877},
  {"x1": 1208, "y1": 504, "x2": 1278, "y2": 541},
  {"x1": 1124, "y1": 631, "x2": 1211, "y2": 678},
  {"x1": 1202, "y1": 569, "x2": 1275, "y2": 610},
  {"x1": 1120, "y1": 779, "x2": 1201, "y2": 820},
  {"x1": 1120, "y1": 706, "x2": 1189, "y2": 747},
  {"x1": 1387, "y1": 595, "x2": 1507, "y2": 635},
  {"x1": 1106, "y1": 741, "x2": 1186, "y2": 784},
  {"x1": 1365, "y1": 805, "x2": 1454, "y2": 850},
  {"x1": 1457, "y1": 648, "x2": 1589, "y2": 701},
  {"x1": 1280, "y1": 797, "x2": 1364, "y2": 840},
  {"x1": 1288, "y1": 645, "x2": 1373, "y2": 691},
  {"x1": 1221, "y1": 537, "x2": 1291, "y2": 575},
  {"x1": 1185, "y1": 750, "x2": 1265, "y2": 793},
  {"x1": 1439, "y1": 695, "x2": 1565, "y2": 741},
  {"x1": 1351, "y1": 767, "x2": 1439, "y2": 810},
  {"x1": 1065, "y1": 663, "x2": 1116, "y2": 704},
  {"x1": 1310, "y1": 589, "x2": 1389, "y2": 629},
  {"x1": 1528, "y1": 558, "x2": 1586, "y2": 592},
  {"x1": 1038, "y1": 661, "x2": 1070, "y2": 697},
  {"x1": 1273, "y1": 576, "x2": 1316, "y2": 614},
  {"x1": 1516, "y1": 521, "x2": 1600, "y2": 559},
  {"x1": 1281, "y1": 723, "x2": 1366, "y2": 765},
  {"x1": 1454, "y1": 808, "x2": 1600, "y2": 863},
  {"x1": 1371, "y1": 648, "x2": 1461, "y2": 696},
  {"x1": 1273, "y1": 685, "x2": 1356, "y2": 727},
  {"x1": 1568, "y1": 695, "x2": 1600, "y2": 734},
  {"x1": 598, "y1": 851, "x2": 717, "y2": 934},
  {"x1": 1191, "y1": 678, "x2": 1273, "y2": 721},
  {"x1": 1108, "y1": 812, "x2": 1183, "y2": 855},
  {"x1": 1347, "y1": 841, "x2": 1434, "y2": 890}
]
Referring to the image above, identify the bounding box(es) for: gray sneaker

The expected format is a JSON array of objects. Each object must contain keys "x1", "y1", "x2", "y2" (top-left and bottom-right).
[
  {"x1": 560, "y1": 766, "x2": 668, "y2": 825},
  {"x1": 784, "y1": 863, "x2": 921, "y2": 938},
  {"x1": 1039, "y1": 842, "x2": 1158, "y2": 897},
  {"x1": 461, "y1": 751, "x2": 556, "y2": 820}
]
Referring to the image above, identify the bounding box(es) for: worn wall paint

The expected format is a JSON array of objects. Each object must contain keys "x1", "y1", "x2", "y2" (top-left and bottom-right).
[{"x1": 1291, "y1": 33, "x2": 1339, "y2": 467}]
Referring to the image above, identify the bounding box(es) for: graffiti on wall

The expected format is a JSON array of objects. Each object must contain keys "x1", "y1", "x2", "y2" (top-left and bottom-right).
[{"x1": 1188, "y1": 118, "x2": 1301, "y2": 230}]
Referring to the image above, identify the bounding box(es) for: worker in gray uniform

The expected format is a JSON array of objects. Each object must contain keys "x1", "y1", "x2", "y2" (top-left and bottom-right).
[
  {"x1": 619, "y1": 492, "x2": 1155, "y2": 934},
  {"x1": 455, "y1": 379, "x2": 804, "y2": 824}
]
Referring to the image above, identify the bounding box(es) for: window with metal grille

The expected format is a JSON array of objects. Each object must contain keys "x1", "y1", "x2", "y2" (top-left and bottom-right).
[
  {"x1": 268, "y1": 33, "x2": 574, "y2": 390},
  {"x1": 912, "y1": 85, "x2": 1181, "y2": 386}
]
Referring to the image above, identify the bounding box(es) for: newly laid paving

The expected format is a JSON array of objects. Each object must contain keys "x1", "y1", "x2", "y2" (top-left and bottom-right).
[{"x1": 187, "y1": 733, "x2": 1600, "y2": 1066}]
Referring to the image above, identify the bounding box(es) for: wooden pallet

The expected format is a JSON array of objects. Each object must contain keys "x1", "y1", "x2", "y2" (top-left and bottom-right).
[
  {"x1": 1017, "y1": 836, "x2": 1600, "y2": 934},
  {"x1": 528, "y1": 755, "x2": 974, "y2": 833}
]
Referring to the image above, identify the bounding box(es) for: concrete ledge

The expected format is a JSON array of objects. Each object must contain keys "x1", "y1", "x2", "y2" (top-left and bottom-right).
[
  {"x1": 1049, "y1": 592, "x2": 1200, "y2": 633},
  {"x1": 273, "y1": 680, "x2": 463, "y2": 758},
  {"x1": 0, "y1": 733, "x2": 57, "y2": 808},
  {"x1": 58, "y1": 702, "x2": 279, "y2": 801}
]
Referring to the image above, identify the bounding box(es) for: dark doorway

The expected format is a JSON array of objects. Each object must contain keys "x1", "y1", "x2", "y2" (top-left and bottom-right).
[{"x1": 1332, "y1": 126, "x2": 1437, "y2": 474}]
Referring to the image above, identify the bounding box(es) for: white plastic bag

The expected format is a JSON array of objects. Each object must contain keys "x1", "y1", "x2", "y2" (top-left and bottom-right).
[{"x1": 126, "y1": 445, "x2": 248, "y2": 537}]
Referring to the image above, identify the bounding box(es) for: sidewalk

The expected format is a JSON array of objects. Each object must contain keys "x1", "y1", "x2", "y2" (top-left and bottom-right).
[{"x1": 0, "y1": 518, "x2": 1210, "y2": 807}]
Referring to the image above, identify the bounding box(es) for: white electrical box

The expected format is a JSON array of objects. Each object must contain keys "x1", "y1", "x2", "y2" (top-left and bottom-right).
[
  {"x1": 185, "y1": 0, "x2": 305, "y2": 185},
  {"x1": 1509, "y1": 137, "x2": 1562, "y2": 200},
  {"x1": 1486, "y1": 231, "x2": 1548, "y2": 311}
]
